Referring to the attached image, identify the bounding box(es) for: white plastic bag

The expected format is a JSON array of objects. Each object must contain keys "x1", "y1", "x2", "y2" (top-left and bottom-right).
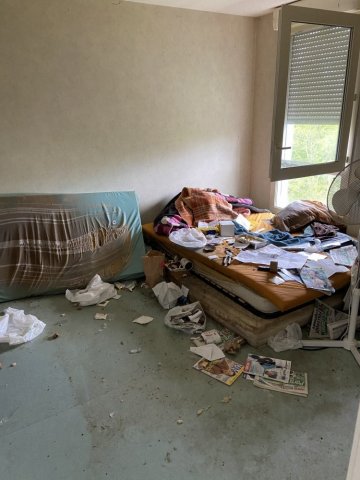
[
  {"x1": 165, "y1": 301, "x2": 206, "y2": 334},
  {"x1": 152, "y1": 281, "x2": 188, "y2": 309},
  {"x1": 267, "y1": 323, "x2": 302, "y2": 352},
  {"x1": 169, "y1": 228, "x2": 207, "y2": 249},
  {"x1": 0, "y1": 307, "x2": 46, "y2": 345},
  {"x1": 65, "y1": 274, "x2": 117, "y2": 306}
]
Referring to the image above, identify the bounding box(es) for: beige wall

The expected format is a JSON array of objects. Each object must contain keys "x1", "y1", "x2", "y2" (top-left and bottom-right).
[
  {"x1": 250, "y1": 13, "x2": 278, "y2": 209},
  {"x1": 0, "y1": 0, "x2": 255, "y2": 222}
]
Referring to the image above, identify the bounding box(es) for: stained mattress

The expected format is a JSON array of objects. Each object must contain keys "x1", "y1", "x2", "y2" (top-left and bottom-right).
[
  {"x1": 0, "y1": 192, "x2": 145, "y2": 302},
  {"x1": 142, "y1": 217, "x2": 350, "y2": 313}
]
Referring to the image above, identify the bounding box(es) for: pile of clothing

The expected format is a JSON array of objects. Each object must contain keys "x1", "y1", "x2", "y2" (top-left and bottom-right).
[{"x1": 154, "y1": 187, "x2": 266, "y2": 236}]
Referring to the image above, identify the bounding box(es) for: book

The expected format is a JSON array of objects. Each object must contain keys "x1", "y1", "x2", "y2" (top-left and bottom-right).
[
  {"x1": 244, "y1": 353, "x2": 291, "y2": 383},
  {"x1": 253, "y1": 371, "x2": 308, "y2": 397},
  {"x1": 193, "y1": 357, "x2": 244, "y2": 386}
]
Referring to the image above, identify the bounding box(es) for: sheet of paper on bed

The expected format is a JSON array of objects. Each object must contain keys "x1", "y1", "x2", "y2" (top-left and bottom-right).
[
  {"x1": 329, "y1": 245, "x2": 358, "y2": 267},
  {"x1": 305, "y1": 258, "x2": 348, "y2": 277},
  {"x1": 235, "y1": 244, "x2": 307, "y2": 270}
]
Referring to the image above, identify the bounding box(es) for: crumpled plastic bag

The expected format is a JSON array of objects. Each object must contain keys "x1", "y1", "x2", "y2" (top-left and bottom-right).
[
  {"x1": 267, "y1": 323, "x2": 303, "y2": 352},
  {"x1": 152, "y1": 281, "x2": 189, "y2": 309},
  {"x1": 0, "y1": 307, "x2": 46, "y2": 345},
  {"x1": 65, "y1": 274, "x2": 117, "y2": 307},
  {"x1": 169, "y1": 228, "x2": 207, "y2": 249},
  {"x1": 164, "y1": 301, "x2": 206, "y2": 334}
]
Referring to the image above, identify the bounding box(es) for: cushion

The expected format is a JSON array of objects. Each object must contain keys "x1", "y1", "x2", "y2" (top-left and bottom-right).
[{"x1": 271, "y1": 200, "x2": 339, "y2": 232}]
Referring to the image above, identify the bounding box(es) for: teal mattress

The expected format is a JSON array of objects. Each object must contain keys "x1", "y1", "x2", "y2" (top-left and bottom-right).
[{"x1": 0, "y1": 191, "x2": 145, "y2": 302}]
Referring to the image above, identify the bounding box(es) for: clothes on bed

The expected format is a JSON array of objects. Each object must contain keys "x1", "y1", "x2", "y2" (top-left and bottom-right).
[{"x1": 175, "y1": 188, "x2": 239, "y2": 227}]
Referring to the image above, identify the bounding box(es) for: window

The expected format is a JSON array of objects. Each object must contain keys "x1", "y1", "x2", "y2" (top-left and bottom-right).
[{"x1": 270, "y1": 5, "x2": 360, "y2": 206}]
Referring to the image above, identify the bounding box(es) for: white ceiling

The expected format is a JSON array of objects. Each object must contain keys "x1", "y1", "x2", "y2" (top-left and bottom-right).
[{"x1": 123, "y1": 0, "x2": 296, "y2": 17}]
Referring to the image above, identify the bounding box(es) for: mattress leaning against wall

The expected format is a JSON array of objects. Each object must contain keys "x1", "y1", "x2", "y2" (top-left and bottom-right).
[{"x1": 0, "y1": 191, "x2": 145, "y2": 302}]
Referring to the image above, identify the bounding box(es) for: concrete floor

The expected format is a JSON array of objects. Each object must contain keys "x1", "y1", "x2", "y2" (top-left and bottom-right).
[{"x1": 0, "y1": 286, "x2": 359, "y2": 480}]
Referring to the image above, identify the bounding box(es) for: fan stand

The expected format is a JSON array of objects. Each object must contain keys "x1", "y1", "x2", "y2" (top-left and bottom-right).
[{"x1": 302, "y1": 287, "x2": 360, "y2": 366}]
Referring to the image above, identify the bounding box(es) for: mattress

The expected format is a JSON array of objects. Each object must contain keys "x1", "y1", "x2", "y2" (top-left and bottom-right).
[
  {"x1": 0, "y1": 192, "x2": 145, "y2": 302},
  {"x1": 142, "y1": 217, "x2": 351, "y2": 313}
]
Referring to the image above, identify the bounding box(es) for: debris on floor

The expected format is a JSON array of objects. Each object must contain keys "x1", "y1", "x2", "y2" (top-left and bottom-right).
[
  {"x1": 47, "y1": 332, "x2": 60, "y2": 341},
  {"x1": 0, "y1": 307, "x2": 46, "y2": 345},
  {"x1": 143, "y1": 249, "x2": 165, "y2": 287},
  {"x1": 10, "y1": 362, "x2": 16, "y2": 367},
  {"x1": 190, "y1": 344, "x2": 224, "y2": 361},
  {"x1": 115, "y1": 280, "x2": 137, "y2": 292},
  {"x1": 193, "y1": 357, "x2": 244, "y2": 386},
  {"x1": 65, "y1": 274, "x2": 117, "y2": 307},
  {"x1": 176, "y1": 418, "x2": 183, "y2": 425},
  {"x1": 244, "y1": 353, "x2": 292, "y2": 383},
  {"x1": 129, "y1": 348, "x2": 141, "y2": 354},
  {"x1": 221, "y1": 395, "x2": 232, "y2": 404},
  {"x1": 94, "y1": 313, "x2": 108, "y2": 321},
  {"x1": 109, "y1": 412, "x2": 115, "y2": 418},
  {"x1": 253, "y1": 371, "x2": 308, "y2": 397},
  {"x1": 164, "y1": 301, "x2": 206, "y2": 333},
  {"x1": 113, "y1": 294, "x2": 122, "y2": 300},
  {"x1": 60, "y1": 313, "x2": 66, "y2": 317},
  {"x1": 97, "y1": 300, "x2": 110, "y2": 308},
  {"x1": 132, "y1": 316, "x2": 154, "y2": 325},
  {"x1": 222, "y1": 337, "x2": 245, "y2": 355},
  {"x1": 152, "y1": 281, "x2": 189, "y2": 309},
  {"x1": 201, "y1": 329, "x2": 222, "y2": 344}
]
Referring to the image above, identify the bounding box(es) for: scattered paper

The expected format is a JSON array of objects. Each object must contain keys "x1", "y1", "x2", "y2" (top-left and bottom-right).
[
  {"x1": 269, "y1": 275, "x2": 285, "y2": 285},
  {"x1": 190, "y1": 344, "x2": 225, "y2": 361},
  {"x1": 133, "y1": 316, "x2": 154, "y2": 325},
  {"x1": 244, "y1": 353, "x2": 291, "y2": 384},
  {"x1": 115, "y1": 280, "x2": 137, "y2": 292},
  {"x1": 201, "y1": 329, "x2": 222, "y2": 344},
  {"x1": 330, "y1": 245, "x2": 357, "y2": 267},
  {"x1": 236, "y1": 244, "x2": 307, "y2": 270},
  {"x1": 208, "y1": 255, "x2": 219, "y2": 260},
  {"x1": 94, "y1": 313, "x2": 108, "y2": 321},
  {"x1": 193, "y1": 357, "x2": 244, "y2": 386},
  {"x1": 152, "y1": 281, "x2": 188, "y2": 309},
  {"x1": 97, "y1": 300, "x2": 110, "y2": 307}
]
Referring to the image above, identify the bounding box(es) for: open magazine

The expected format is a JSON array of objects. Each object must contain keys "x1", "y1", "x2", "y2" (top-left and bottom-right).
[
  {"x1": 193, "y1": 357, "x2": 244, "y2": 386},
  {"x1": 244, "y1": 353, "x2": 291, "y2": 383},
  {"x1": 253, "y1": 371, "x2": 308, "y2": 397}
]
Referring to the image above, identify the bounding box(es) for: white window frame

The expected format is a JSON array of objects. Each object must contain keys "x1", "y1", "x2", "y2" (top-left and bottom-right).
[{"x1": 270, "y1": 5, "x2": 360, "y2": 182}]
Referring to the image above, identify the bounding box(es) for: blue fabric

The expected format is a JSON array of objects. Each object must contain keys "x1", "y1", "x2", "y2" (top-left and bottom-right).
[{"x1": 258, "y1": 229, "x2": 313, "y2": 247}]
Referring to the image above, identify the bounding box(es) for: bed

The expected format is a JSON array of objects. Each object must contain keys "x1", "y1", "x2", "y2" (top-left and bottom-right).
[{"x1": 143, "y1": 213, "x2": 351, "y2": 345}]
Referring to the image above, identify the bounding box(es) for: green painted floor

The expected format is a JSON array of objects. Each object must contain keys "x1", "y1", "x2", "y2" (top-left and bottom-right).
[{"x1": 0, "y1": 287, "x2": 359, "y2": 480}]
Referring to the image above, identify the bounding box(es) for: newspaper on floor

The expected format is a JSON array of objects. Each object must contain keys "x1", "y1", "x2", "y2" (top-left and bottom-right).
[
  {"x1": 193, "y1": 357, "x2": 244, "y2": 386},
  {"x1": 190, "y1": 344, "x2": 225, "y2": 361},
  {"x1": 253, "y1": 371, "x2": 308, "y2": 397},
  {"x1": 244, "y1": 353, "x2": 291, "y2": 383},
  {"x1": 310, "y1": 299, "x2": 352, "y2": 339}
]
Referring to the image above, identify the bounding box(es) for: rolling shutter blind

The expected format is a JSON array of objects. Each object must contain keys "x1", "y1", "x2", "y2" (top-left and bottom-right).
[{"x1": 287, "y1": 25, "x2": 351, "y2": 124}]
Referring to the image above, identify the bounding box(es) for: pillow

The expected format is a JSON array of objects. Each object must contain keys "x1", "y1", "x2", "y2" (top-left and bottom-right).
[{"x1": 271, "y1": 200, "x2": 340, "y2": 232}]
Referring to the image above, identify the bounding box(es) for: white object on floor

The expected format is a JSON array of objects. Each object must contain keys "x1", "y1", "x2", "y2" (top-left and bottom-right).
[
  {"x1": 190, "y1": 344, "x2": 225, "y2": 361},
  {"x1": 94, "y1": 313, "x2": 108, "y2": 321},
  {"x1": 133, "y1": 316, "x2": 154, "y2": 325},
  {"x1": 267, "y1": 323, "x2": 302, "y2": 352},
  {"x1": 152, "y1": 281, "x2": 188, "y2": 309},
  {"x1": 347, "y1": 401, "x2": 360, "y2": 480},
  {"x1": 0, "y1": 307, "x2": 46, "y2": 345},
  {"x1": 65, "y1": 274, "x2": 117, "y2": 307}
]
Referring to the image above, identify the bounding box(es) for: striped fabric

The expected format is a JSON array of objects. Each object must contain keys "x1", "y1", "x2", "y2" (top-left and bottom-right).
[
  {"x1": 175, "y1": 188, "x2": 239, "y2": 227},
  {"x1": 0, "y1": 192, "x2": 145, "y2": 302}
]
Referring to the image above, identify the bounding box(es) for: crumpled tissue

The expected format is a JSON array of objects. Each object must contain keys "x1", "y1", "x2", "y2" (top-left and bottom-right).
[
  {"x1": 0, "y1": 307, "x2": 46, "y2": 345},
  {"x1": 65, "y1": 274, "x2": 117, "y2": 307}
]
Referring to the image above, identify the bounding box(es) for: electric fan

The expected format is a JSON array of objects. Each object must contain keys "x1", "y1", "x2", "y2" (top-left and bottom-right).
[{"x1": 301, "y1": 160, "x2": 360, "y2": 366}]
